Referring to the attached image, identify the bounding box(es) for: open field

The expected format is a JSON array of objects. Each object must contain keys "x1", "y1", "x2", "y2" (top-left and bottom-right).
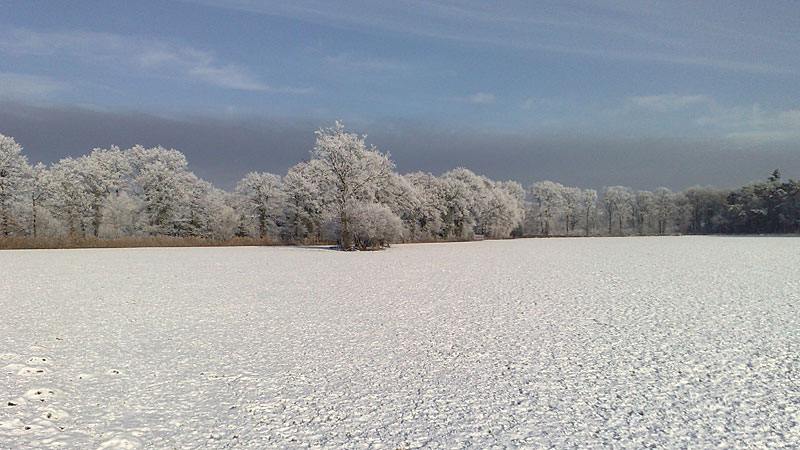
[{"x1": 1, "y1": 237, "x2": 799, "y2": 448}]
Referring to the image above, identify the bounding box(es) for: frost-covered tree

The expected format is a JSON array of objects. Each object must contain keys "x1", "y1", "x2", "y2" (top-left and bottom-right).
[
  {"x1": 25, "y1": 163, "x2": 49, "y2": 237},
  {"x1": 581, "y1": 189, "x2": 598, "y2": 236},
  {"x1": 442, "y1": 168, "x2": 492, "y2": 237},
  {"x1": 673, "y1": 192, "x2": 692, "y2": 234},
  {"x1": 235, "y1": 172, "x2": 284, "y2": 239},
  {"x1": 345, "y1": 202, "x2": 404, "y2": 249},
  {"x1": 402, "y1": 172, "x2": 446, "y2": 240},
  {"x1": 283, "y1": 161, "x2": 323, "y2": 242},
  {"x1": 528, "y1": 181, "x2": 566, "y2": 235},
  {"x1": 127, "y1": 145, "x2": 195, "y2": 236},
  {"x1": 6, "y1": 124, "x2": 799, "y2": 245},
  {"x1": 562, "y1": 186, "x2": 582, "y2": 235},
  {"x1": 632, "y1": 190, "x2": 656, "y2": 235},
  {"x1": 655, "y1": 187, "x2": 677, "y2": 234},
  {"x1": 683, "y1": 185, "x2": 728, "y2": 234},
  {"x1": 183, "y1": 176, "x2": 214, "y2": 237},
  {"x1": 439, "y1": 171, "x2": 476, "y2": 240},
  {"x1": 100, "y1": 192, "x2": 142, "y2": 238},
  {"x1": 309, "y1": 122, "x2": 394, "y2": 249},
  {"x1": 49, "y1": 157, "x2": 94, "y2": 237},
  {"x1": 376, "y1": 173, "x2": 420, "y2": 241},
  {"x1": 82, "y1": 147, "x2": 130, "y2": 237},
  {"x1": 475, "y1": 180, "x2": 525, "y2": 238},
  {"x1": 195, "y1": 186, "x2": 239, "y2": 240},
  {"x1": 439, "y1": 168, "x2": 523, "y2": 238},
  {"x1": 602, "y1": 186, "x2": 633, "y2": 235},
  {"x1": 0, "y1": 134, "x2": 29, "y2": 236},
  {"x1": 499, "y1": 180, "x2": 527, "y2": 237}
]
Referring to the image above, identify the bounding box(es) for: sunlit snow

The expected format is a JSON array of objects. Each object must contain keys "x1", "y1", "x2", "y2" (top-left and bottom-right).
[{"x1": 2, "y1": 237, "x2": 799, "y2": 448}]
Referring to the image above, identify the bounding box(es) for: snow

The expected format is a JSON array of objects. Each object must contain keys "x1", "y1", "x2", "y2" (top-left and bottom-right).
[{"x1": 1, "y1": 236, "x2": 799, "y2": 448}]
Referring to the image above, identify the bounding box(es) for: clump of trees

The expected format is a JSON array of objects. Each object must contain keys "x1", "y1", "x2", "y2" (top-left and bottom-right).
[
  {"x1": 522, "y1": 172, "x2": 800, "y2": 237},
  {"x1": 0, "y1": 125, "x2": 798, "y2": 250}
]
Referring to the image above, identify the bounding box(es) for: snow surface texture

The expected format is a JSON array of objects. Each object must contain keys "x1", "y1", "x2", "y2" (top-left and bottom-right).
[{"x1": 1, "y1": 237, "x2": 799, "y2": 448}]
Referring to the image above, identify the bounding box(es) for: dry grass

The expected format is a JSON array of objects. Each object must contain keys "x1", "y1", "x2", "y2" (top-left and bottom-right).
[
  {"x1": 0, "y1": 236, "x2": 286, "y2": 250},
  {"x1": 0, "y1": 235, "x2": 519, "y2": 250}
]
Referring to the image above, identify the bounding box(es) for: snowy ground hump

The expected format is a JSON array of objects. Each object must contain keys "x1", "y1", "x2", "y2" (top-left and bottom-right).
[{"x1": 1, "y1": 236, "x2": 799, "y2": 448}]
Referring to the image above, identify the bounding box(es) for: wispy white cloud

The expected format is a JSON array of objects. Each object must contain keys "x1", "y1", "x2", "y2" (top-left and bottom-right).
[
  {"x1": 0, "y1": 28, "x2": 310, "y2": 93},
  {"x1": 183, "y1": 0, "x2": 799, "y2": 75},
  {"x1": 777, "y1": 110, "x2": 800, "y2": 128},
  {"x1": 627, "y1": 94, "x2": 711, "y2": 112},
  {"x1": 0, "y1": 73, "x2": 67, "y2": 101},
  {"x1": 619, "y1": 93, "x2": 800, "y2": 142},
  {"x1": 468, "y1": 93, "x2": 495, "y2": 104},
  {"x1": 695, "y1": 104, "x2": 766, "y2": 129},
  {"x1": 521, "y1": 97, "x2": 557, "y2": 111},
  {"x1": 324, "y1": 54, "x2": 409, "y2": 72},
  {"x1": 623, "y1": 94, "x2": 800, "y2": 142},
  {"x1": 521, "y1": 98, "x2": 535, "y2": 110},
  {"x1": 707, "y1": 107, "x2": 800, "y2": 142}
]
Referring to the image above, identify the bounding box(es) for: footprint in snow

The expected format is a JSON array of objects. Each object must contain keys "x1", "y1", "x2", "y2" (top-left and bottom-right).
[
  {"x1": 4, "y1": 363, "x2": 27, "y2": 374},
  {"x1": 0, "y1": 352, "x2": 20, "y2": 362},
  {"x1": 41, "y1": 408, "x2": 70, "y2": 421},
  {"x1": 98, "y1": 434, "x2": 142, "y2": 449},
  {"x1": 26, "y1": 356, "x2": 51, "y2": 365},
  {"x1": 17, "y1": 366, "x2": 50, "y2": 376},
  {"x1": 24, "y1": 388, "x2": 57, "y2": 402}
]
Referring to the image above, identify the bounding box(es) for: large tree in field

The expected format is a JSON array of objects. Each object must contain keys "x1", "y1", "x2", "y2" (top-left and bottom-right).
[
  {"x1": 310, "y1": 122, "x2": 394, "y2": 249},
  {"x1": 0, "y1": 134, "x2": 29, "y2": 236}
]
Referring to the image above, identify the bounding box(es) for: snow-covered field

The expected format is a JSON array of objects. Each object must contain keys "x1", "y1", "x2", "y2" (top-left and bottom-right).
[{"x1": 1, "y1": 237, "x2": 799, "y2": 448}]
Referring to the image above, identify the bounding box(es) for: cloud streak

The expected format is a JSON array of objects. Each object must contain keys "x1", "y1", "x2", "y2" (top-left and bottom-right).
[
  {"x1": 623, "y1": 93, "x2": 800, "y2": 142},
  {"x1": 0, "y1": 28, "x2": 310, "y2": 92},
  {"x1": 0, "y1": 73, "x2": 67, "y2": 102},
  {"x1": 627, "y1": 94, "x2": 711, "y2": 112},
  {"x1": 324, "y1": 54, "x2": 410, "y2": 72},
  {"x1": 468, "y1": 93, "x2": 496, "y2": 104},
  {"x1": 184, "y1": 0, "x2": 799, "y2": 75}
]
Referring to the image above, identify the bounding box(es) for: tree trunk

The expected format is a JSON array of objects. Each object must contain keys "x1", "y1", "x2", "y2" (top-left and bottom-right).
[
  {"x1": 292, "y1": 198, "x2": 300, "y2": 241},
  {"x1": 93, "y1": 203, "x2": 101, "y2": 238},
  {"x1": 32, "y1": 196, "x2": 37, "y2": 238},
  {"x1": 341, "y1": 215, "x2": 351, "y2": 249},
  {"x1": 259, "y1": 208, "x2": 267, "y2": 239},
  {"x1": 585, "y1": 210, "x2": 590, "y2": 236},
  {"x1": 0, "y1": 188, "x2": 8, "y2": 236}
]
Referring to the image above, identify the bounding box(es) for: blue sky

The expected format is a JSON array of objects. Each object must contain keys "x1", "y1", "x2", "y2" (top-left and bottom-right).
[{"x1": 1, "y1": 0, "x2": 799, "y2": 189}]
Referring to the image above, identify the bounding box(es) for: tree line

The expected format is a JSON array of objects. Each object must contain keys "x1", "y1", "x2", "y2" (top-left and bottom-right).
[{"x1": 0, "y1": 124, "x2": 797, "y2": 250}]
